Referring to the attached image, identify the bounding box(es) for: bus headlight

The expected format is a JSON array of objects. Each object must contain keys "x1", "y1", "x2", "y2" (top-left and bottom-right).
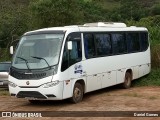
[
  {"x1": 9, "y1": 81, "x2": 17, "y2": 88},
  {"x1": 42, "y1": 80, "x2": 59, "y2": 88}
]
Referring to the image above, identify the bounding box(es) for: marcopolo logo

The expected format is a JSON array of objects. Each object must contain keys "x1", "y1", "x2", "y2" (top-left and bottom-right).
[{"x1": 26, "y1": 81, "x2": 30, "y2": 85}]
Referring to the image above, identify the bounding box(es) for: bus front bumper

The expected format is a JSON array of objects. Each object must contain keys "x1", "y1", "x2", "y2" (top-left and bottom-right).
[{"x1": 9, "y1": 81, "x2": 64, "y2": 100}]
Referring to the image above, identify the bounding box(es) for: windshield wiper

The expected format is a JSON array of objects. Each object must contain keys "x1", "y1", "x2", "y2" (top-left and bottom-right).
[
  {"x1": 17, "y1": 57, "x2": 31, "y2": 71},
  {"x1": 31, "y1": 56, "x2": 51, "y2": 69}
]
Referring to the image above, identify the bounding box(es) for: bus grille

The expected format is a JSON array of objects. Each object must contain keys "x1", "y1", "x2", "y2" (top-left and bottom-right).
[
  {"x1": 10, "y1": 70, "x2": 46, "y2": 80},
  {"x1": 17, "y1": 91, "x2": 47, "y2": 99}
]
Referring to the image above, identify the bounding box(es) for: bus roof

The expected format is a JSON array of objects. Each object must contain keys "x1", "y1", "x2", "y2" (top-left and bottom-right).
[{"x1": 24, "y1": 22, "x2": 148, "y2": 35}]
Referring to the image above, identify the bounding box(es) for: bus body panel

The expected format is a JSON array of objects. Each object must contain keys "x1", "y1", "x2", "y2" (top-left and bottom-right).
[{"x1": 81, "y1": 47, "x2": 150, "y2": 92}]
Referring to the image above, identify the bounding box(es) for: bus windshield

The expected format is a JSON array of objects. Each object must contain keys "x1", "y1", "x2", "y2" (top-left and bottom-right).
[{"x1": 12, "y1": 33, "x2": 64, "y2": 69}]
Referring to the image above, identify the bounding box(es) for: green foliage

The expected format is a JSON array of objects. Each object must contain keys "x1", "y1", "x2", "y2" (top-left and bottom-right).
[
  {"x1": 0, "y1": 48, "x2": 10, "y2": 62},
  {"x1": 93, "y1": 0, "x2": 120, "y2": 11},
  {"x1": 127, "y1": 15, "x2": 160, "y2": 45},
  {"x1": 151, "y1": 45, "x2": 160, "y2": 68},
  {"x1": 132, "y1": 68, "x2": 160, "y2": 86},
  {"x1": 151, "y1": 3, "x2": 160, "y2": 15},
  {"x1": 110, "y1": 0, "x2": 148, "y2": 21},
  {"x1": 29, "y1": 0, "x2": 84, "y2": 28},
  {"x1": 29, "y1": 0, "x2": 108, "y2": 28},
  {"x1": 0, "y1": 0, "x2": 30, "y2": 48},
  {"x1": 79, "y1": 0, "x2": 109, "y2": 23}
]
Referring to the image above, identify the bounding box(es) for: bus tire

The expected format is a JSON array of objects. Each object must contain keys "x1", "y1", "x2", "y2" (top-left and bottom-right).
[
  {"x1": 122, "y1": 72, "x2": 132, "y2": 89},
  {"x1": 70, "y1": 82, "x2": 83, "y2": 103}
]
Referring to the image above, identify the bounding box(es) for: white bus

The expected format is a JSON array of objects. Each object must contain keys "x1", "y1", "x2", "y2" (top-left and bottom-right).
[{"x1": 9, "y1": 22, "x2": 151, "y2": 103}]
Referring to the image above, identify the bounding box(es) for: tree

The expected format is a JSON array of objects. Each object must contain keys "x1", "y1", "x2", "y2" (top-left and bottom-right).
[
  {"x1": 110, "y1": 0, "x2": 148, "y2": 21},
  {"x1": 29, "y1": 0, "x2": 84, "y2": 28},
  {"x1": 29, "y1": 0, "x2": 109, "y2": 28},
  {"x1": 79, "y1": 0, "x2": 109, "y2": 23},
  {"x1": 0, "y1": 0, "x2": 30, "y2": 48},
  {"x1": 151, "y1": 3, "x2": 160, "y2": 15}
]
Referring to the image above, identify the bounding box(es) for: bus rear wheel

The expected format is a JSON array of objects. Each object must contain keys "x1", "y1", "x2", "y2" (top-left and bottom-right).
[
  {"x1": 70, "y1": 83, "x2": 83, "y2": 103},
  {"x1": 122, "y1": 72, "x2": 132, "y2": 89}
]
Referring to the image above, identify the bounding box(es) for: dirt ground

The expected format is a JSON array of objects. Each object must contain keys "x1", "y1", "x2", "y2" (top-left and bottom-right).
[{"x1": 0, "y1": 86, "x2": 160, "y2": 120}]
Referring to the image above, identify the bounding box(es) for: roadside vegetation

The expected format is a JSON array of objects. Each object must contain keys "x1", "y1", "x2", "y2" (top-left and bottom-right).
[
  {"x1": 0, "y1": 88, "x2": 9, "y2": 96},
  {"x1": 133, "y1": 68, "x2": 160, "y2": 87},
  {"x1": 0, "y1": 0, "x2": 160, "y2": 86}
]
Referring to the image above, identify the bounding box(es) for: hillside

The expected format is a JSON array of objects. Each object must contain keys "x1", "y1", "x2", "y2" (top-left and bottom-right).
[
  {"x1": 0, "y1": 0, "x2": 160, "y2": 63},
  {"x1": 95, "y1": 0, "x2": 160, "y2": 10}
]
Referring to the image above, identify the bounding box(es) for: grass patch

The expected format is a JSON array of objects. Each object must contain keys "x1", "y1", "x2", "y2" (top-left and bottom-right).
[
  {"x1": 123, "y1": 93, "x2": 143, "y2": 98},
  {"x1": 132, "y1": 68, "x2": 160, "y2": 87},
  {"x1": 0, "y1": 91, "x2": 10, "y2": 96},
  {"x1": 149, "y1": 96, "x2": 157, "y2": 100},
  {"x1": 0, "y1": 88, "x2": 10, "y2": 96}
]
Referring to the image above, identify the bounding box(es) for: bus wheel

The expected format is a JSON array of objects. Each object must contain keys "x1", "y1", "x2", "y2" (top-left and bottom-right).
[
  {"x1": 122, "y1": 72, "x2": 132, "y2": 89},
  {"x1": 70, "y1": 83, "x2": 83, "y2": 103}
]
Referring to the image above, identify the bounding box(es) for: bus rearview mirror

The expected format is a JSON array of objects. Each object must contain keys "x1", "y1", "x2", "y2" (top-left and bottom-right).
[
  {"x1": 67, "y1": 41, "x2": 72, "y2": 50},
  {"x1": 10, "y1": 46, "x2": 14, "y2": 54}
]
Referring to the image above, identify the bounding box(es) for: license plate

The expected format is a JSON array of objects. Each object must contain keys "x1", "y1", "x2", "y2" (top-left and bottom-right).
[{"x1": 0, "y1": 82, "x2": 3, "y2": 85}]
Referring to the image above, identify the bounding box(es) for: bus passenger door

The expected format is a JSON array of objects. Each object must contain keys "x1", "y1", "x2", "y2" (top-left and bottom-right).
[{"x1": 61, "y1": 32, "x2": 83, "y2": 99}]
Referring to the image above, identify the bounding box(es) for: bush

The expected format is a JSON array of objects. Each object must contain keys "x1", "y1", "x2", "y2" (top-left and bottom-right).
[
  {"x1": 0, "y1": 48, "x2": 10, "y2": 62},
  {"x1": 151, "y1": 3, "x2": 160, "y2": 15},
  {"x1": 151, "y1": 45, "x2": 160, "y2": 68},
  {"x1": 133, "y1": 68, "x2": 160, "y2": 86}
]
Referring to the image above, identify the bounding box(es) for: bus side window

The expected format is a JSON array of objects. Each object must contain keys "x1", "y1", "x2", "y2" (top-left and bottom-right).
[
  {"x1": 112, "y1": 33, "x2": 126, "y2": 54},
  {"x1": 61, "y1": 33, "x2": 82, "y2": 72},
  {"x1": 140, "y1": 32, "x2": 148, "y2": 51},
  {"x1": 104, "y1": 34, "x2": 112, "y2": 55},
  {"x1": 69, "y1": 40, "x2": 82, "y2": 65},
  {"x1": 127, "y1": 33, "x2": 140, "y2": 53},
  {"x1": 95, "y1": 34, "x2": 112, "y2": 56},
  {"x1": 84, "y1": 33, "x2": 96, "y2": 58}
]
